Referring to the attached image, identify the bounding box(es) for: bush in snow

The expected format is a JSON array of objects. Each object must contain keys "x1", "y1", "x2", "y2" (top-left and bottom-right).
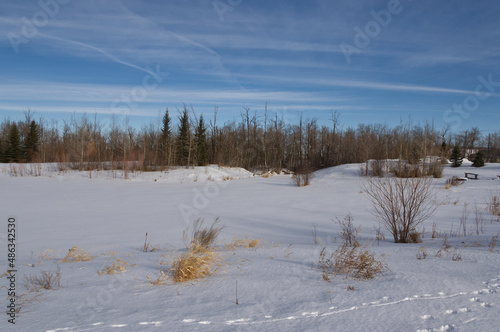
[
  {"x1": 362, "y1": 176, "x2": 438, "y2": 243},
  {"x1": 333, "y1": 213, "x2": 361, "y2": 247},
  {"x1": 24, "y1": 266, "x2": 61, "y2": 292},
  {"x1": 319, "y1": 244, "x2": 386, "y2": 281},
  {"x1": 292, "y1": 161, "x2": 314, "y2": 187}
]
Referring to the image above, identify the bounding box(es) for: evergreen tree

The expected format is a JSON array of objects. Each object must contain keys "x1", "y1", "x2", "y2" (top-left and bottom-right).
[
  {"x1": 6, "y1": 123, "x2": 21, "y2": 163},
  {"x1": 472, "y1": 151, "x2": 485, "y2": 167},
  {"x1": 160, "y1": 109, "x2": 172, "y2": 166},
  {"x1": 176, "y1": 108, "x2": 190, "y2": 166},
  {"x1": 450, "y1": 146, "x2": 463, "y2": 167},
  {"x1": 195, "y1": 115, "x2": 208, "y2": 166},
  {"x1": 23, "y1": 120, "x2": 39, "y2": 162}
]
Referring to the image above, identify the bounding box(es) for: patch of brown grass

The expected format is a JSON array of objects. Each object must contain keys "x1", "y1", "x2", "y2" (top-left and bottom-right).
[
  {"x1": 151, "y1": 217, "x2": 226, "y2": 284},
  {"x1": 224, "y1": 236, "x2": 263, "y2": 250},
  {"x1": 319, "y1": 244, "x2": 386, "y2": 281},
  {"x1": 98, "y1": 259, "x2": 134, "y2": 275},
  {"x1": 169, "y1": 245, "x2": 223, "y2": 283},
  {"x1": 60, "y1": 247, "x2": 95, "y2": 263},
  {"x1": 147, "y1": 271, "x2": 169, "y2": 286}
]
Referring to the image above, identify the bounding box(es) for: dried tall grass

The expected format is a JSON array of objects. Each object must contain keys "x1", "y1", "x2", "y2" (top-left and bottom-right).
[
  {"x1": 98, "y1": 259, "x2": 133, "y2": 275},
  {"x1": 60, "y1": 247, "x2": 95, "y2": 263},
  {"x1": 487, "y1": 194, "x2": 500, "y2": 217},
  {"x1": 190, "y1": 217, "x2": 224, "y2": 250},
  {"x1": 155, "y1": 217, "x2": 226, "y2": 284},
  {"x1": 169, "y1": 246, "x2": 223, "y2": 283},
  {"x1": 334, "y1": 213, "x2": 360, "y2": 247},
  {"x1": 224, "y1": 236, "x2": 263, "y2": 250},
  {"x1": 24, "y1": 266, "x2": 61, "y2": 292},
  {"x1": 319, "y1": 244, "x2": 386, "y2": 281}
]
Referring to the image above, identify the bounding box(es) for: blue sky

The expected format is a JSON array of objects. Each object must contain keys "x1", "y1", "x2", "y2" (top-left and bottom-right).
[{"x1": 1, "y1": 0, "x2": 499, "y2": 133}]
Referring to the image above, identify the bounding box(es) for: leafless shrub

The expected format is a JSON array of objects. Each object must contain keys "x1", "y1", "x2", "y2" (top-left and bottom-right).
[
  {"x1": 473, "y1": 203, "x2": 486, "y2": 235},
  {"x1": 319, "y1": 244, "x2": 386, "y2": 281},
  {"x1": 487, "y1": 194, "x2": 500, "y2": 217},
  {"x1": 390, "y1": 161, "x2": 422, "y2": 178},
  {"x1": 24, "y1": 266, "x2": 61, "y2": 292},
  {"x1": 445, "y1": 176, "x2": 463, "y2": 189},
  {"x1": 360, "y1": 160, "x2": 385, "y2": 177},
  {"x1": 312, "y1": 224, "x2": 321, "y2": 245},
  {"x1": 373, "y1": 224, "x2": 385, "y2": 245},
  {"x1": 459, "y1": 203, "x2": 469, "y2": 237},
  {"x1": 292, "y1": 162, "x2": 315, "y2": 187},
  {"x1": 333, "y1": 213, "x2": 360, "y2": 247},
  {"x1": 371, "y1": 160, "x2": 385, "y2": 177},
  {"x1": 452, "y1": 247, "x2": 462, "y2": 261},
  {"x1": 408, "y1": 230, "x2": 422, "y2": 243},
  {"x1": 431, "y1": 222, "x2": 438, "y2": 239},
  {"x1": 416, "y1": 246, "x2": 428, "y2": 260},
  {"x1": 435, "y1": 236, "x2": 452, "y2": 258},
  {"x1": 426, "y1": 160, "x2": 444, "y2": 178},
  {"x1": 362, "y1": 176, "x2": 438, "y2": 243},
  {"x1": 489, "y1": 233, "x2": 499, "y2": 252}
]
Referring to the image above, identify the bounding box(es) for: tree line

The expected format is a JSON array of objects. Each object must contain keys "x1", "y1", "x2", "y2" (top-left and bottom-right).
[{"x1": 1, "y1": 108, "x2": 499, "y2": 171}]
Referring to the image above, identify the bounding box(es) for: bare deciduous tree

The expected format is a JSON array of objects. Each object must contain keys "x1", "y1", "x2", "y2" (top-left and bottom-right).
[{"x1": 362, "y1": 176, "x2": 438, "y2": 243}]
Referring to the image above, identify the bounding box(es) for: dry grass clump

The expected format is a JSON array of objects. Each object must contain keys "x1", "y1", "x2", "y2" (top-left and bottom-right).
[
  {"x1": 408, "y1": 230, "x2": 422, "y2": 243},
  {"x1": 487, "y1": 194, "x2": 500, "y2": 217},
  {"x1": 489, "y1": 233, "x2": 499, "y2": 253},
  {"x1": 189, "y1": 217, "x2": 224, "y2": 250},
  {"x1": 435, "y1": 236, "x2": 452, "y2": 258},
  {"x1": 142, "y1": 233, "x2": 161, "y2": 252},
  {"x1": 225, "y1": 236, "x2": 263, "y2": 250},
  {"x1": 169, "y1": 247, "x2": 223, "y2": 283},
  {"x1": 451, "y1": 247, "x2": 462, "y2": 261},
  {"x1": 319, "y1": 244, "x2": 386, "y2": 281},
  {"x1": 60, "y1": 247, "x2": 95, "y2": 263},
  {"x1": 416, "y1": 246, "x2": 428, "y2": 260},
  {"x1": 445, "y1": 176, "x2": 463, "y2": 189},
  {"x1": 154, "y1": 217, "x2": 225, "y2": 284},
  {"x1": 24, "y1": 266, "x2": 61, "y2": 292},
  {"x1": 334, "y1": 213, "x2": 361, "y2": 247},
  {"x1": 147, "y1": 271, "x2": 169, "y2": 286},
  {"x1": 98, "y1": 259, "x2": 134, "y2": 275}
]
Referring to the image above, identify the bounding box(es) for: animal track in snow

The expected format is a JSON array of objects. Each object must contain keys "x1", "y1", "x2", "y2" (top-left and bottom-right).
[{"x1": 45, "y1": 276, "x2": 500, "y2": 332}]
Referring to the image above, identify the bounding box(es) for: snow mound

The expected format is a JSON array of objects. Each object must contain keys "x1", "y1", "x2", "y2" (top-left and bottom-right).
[{"x1": 0, "y1": 163, "x2": 254, "y2": 183}]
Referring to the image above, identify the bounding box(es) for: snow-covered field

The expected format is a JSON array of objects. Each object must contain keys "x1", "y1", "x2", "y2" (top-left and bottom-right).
[{"x1": 1, "y1": 162, "x2": 500, "y2": 332}]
